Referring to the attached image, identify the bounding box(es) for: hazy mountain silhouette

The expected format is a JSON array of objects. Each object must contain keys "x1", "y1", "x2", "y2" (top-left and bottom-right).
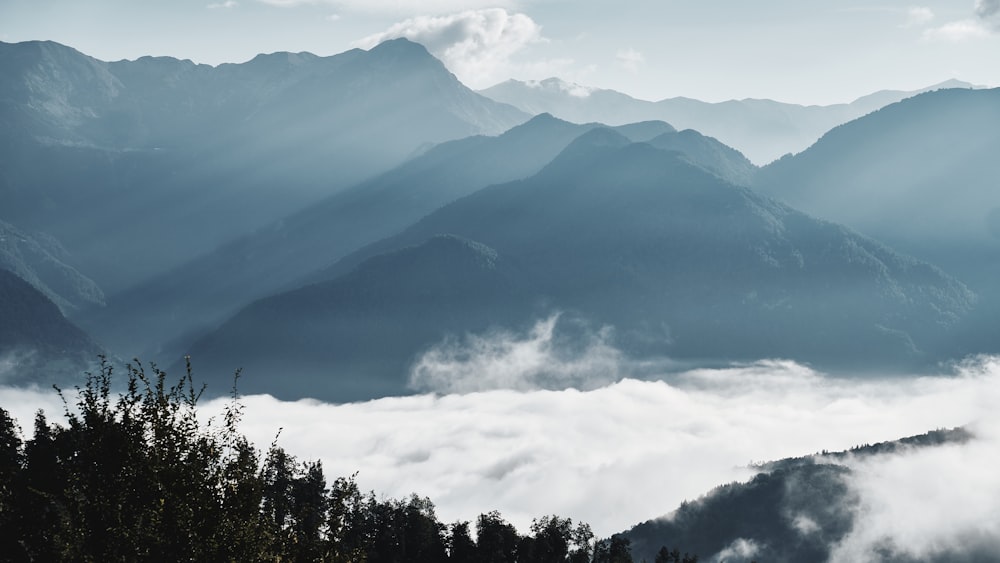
[
  {"x1": 82, "y1": 114, "x2": 679, "y2": 361},
  {"x1": 754, "y1": 88, "x2": 1000, "y2": 360},
  {"x1": 0, "y1": 268, "x2": 103, "y2": 386},
  {"x1": 754, "y1": 88, "x2": 1000, "y2": 275},
  {"x1": 480, "y1": 77, "x2": 982, "y2": 164},
  {"x1": 0, "y1": 220, "x2": 104, "y2": 313},
  {"x1": 0, "y1": 38, "x2": 526, "y2": 292},
  {"x1": 185, "y1": 235, "x2": 532, "y2": 400},
  {"x1": 186, "y1": 129, "x2": 973, "y2": 400}
]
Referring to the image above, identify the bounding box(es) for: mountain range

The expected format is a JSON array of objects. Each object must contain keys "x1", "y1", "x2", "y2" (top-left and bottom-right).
[
  {"x1": 0, "y1": 38, "x2": 996, "y2": 404},
  {"x1": 0, "y1": 38, "x2": 526, "y2": 292},
  {"x1": 1, "y1": 36, "x2": 998, "y2": 563},
  {"x1": 184, "y1": 127, "x2": 973, "y2": 400},
  {"x1": 480, "y1": 77, "x2": 983, "y2": 165},
  {"x1": 754, "y1": 88, "x2": 1000, "y2": 284},
  {"x1": 79, "y1": 114, "x2": 677, "y2": 360}
]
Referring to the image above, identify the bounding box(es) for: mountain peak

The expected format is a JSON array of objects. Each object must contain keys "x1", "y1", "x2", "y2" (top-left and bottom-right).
[
  {"x1": 541, "y1": 127, "x2": 632, "y2": 172},
  {"x1": 508, "y1": 112, "x2": 573, "y2": 131},
  {"x1": 367, "y1": 37, "x2": 432, "y2": 59},
  {"x1": 928, "y1": 78, "x2": 977, "y2": 90},
  {"x1": 565, "y1": 126, "x2": 631, "y2": 151}
]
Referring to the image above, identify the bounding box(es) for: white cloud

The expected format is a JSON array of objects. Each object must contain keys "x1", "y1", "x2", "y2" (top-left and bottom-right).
[
  {"x1": 922, "y1": 19, "x2": 991, "y2": 41},
  {"x1": 830, "y1": 419, "x2": 1000, "y2": 560},
  {"x1": 256, "y1": 0, "x2": 515, "y2": 15},
  {"x1": 524, "y1": 78, "x2": 595, "y2": 98},
  {"x1": 902, "y1": 6, "x2": 934, "y2": 27},
  {"x1": 207, "y1": 0, "x2": 238, "y2": 8},
  {"x1": 352, "y1": 8, "x2": 547, "y2": 89},
  {"x1": 714, "y1": 538, "x2": 762, "y2": 561},
  {"x1": 410, "y1": 315, "x2": 624, "y2": 393},
  {"x1": 326, "y1": 13, "x2": 341, "y2": 22},
  {"x1": 616, "y1": 47, "x2": 645, "y2": 73},
  {"x1": 923, "y1": 0, "x2": 1000, "y2": 41},
  {"x1": 209, "y1": 355, "x2": 1000, "y2": 540}
]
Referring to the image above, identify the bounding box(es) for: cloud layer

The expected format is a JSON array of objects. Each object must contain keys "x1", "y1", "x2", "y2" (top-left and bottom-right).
[
  {"x1": 353, "y1": 8, "x2": 546, "y2": 89},
  {"x1": 205, "y1": 355, "x2": 1000, "y2": 547},
  {"x1": 4, "y1": 345, "x2": 998, "y2": 558}
]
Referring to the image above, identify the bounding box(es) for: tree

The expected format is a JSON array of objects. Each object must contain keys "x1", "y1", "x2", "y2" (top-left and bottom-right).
[
  {"x1": 476, "y1": 510, "x2": 521, "y2": 563},
  {"x1": 594, "y1": 535, "x2": 634, "y2": 563}
]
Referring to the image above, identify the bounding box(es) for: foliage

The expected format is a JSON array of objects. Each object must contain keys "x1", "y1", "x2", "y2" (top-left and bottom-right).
[{"x1": 0, "y1": 358, "x2": 699, "y2": 562}]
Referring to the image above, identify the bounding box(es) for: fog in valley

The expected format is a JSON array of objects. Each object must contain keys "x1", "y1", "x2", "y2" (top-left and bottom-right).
[{"x1": 3, "y1": 335, "x2": 998, "y2": 559}]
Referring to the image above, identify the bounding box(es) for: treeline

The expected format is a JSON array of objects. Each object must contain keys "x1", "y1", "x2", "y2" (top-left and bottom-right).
[{"x1": 0, "y1": 360, "x2": 698, "y2": 562}]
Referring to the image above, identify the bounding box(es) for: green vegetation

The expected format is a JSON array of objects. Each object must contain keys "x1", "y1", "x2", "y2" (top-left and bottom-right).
[{"x1": 0, "y1": 359, "x2": 696, "y2": 562}]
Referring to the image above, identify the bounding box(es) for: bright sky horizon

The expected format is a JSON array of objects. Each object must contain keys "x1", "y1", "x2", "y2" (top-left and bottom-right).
[{"x1": 2, "y1": 1, "x2": 999, "y2": 105}]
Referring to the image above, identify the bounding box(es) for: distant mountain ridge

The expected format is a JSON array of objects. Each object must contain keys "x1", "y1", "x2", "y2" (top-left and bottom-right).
[
  {"x1": 81, "y1": 114, "x2": 682, "y2": 361},
  {"x1": 184, "y1": 128, "x2": 973, "y2": 400},
  {"x1": 0, "y1": 38, "x2": 527, "y2": 292},
  {"x1": 480, "y1": 77, "x2": 984, "y2": 164},
  {"x1": 0, "y1": 220, "x2": 104, "y2": 313}
]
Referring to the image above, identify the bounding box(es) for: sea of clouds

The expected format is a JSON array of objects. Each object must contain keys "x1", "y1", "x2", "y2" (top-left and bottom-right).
[{"x1": 2, "y1": 320, "x2": 998, "y2": 560}]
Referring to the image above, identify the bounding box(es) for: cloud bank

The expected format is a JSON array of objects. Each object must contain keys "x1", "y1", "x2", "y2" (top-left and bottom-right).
[
  {"x1": 353, "y1": 8, "x2": 547, "y2": 89},
  {"x1": 215, "y1": 355, "x2": 1000, "y2": 548},
  {"x1": 3, "y1": 340, "x2": 998, "y2": 558}
]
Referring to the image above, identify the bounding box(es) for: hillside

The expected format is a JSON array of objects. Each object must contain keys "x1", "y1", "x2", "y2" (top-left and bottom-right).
[
  {"x1": 479, "y1": 77, "x2": 980, "y2": 164},
  {"x1": 0, "y1": 268, "x2": 103, "y2": 386}
]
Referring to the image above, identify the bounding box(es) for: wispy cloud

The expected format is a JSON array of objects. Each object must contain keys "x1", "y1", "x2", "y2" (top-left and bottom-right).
[
  {"x1": 616, "y1": 47, "x2": 645, "y2": 73},
  {"x1": 207, "y1": 0, "x2": 238, "y2": 8},
  {"x1": 410, "y1": 315, "x2": 625, "y2": 393},
  {"x1": 923, "y1": 19, "x2": 990, "y2": 41},
  {"x1": 353, "y1": 8, "x2": 547, "y2": 89},
  {"x1": 922, "y1": 0, "x2": 999, "y2": 41},
  {"x1": 902, "y1": 6, "x2": 934, "y2": 27}
]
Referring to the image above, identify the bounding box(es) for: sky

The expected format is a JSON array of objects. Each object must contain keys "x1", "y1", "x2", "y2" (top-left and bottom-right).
[{"x1": 2, "y1": 0, "x2": 999, "y2": 104}]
